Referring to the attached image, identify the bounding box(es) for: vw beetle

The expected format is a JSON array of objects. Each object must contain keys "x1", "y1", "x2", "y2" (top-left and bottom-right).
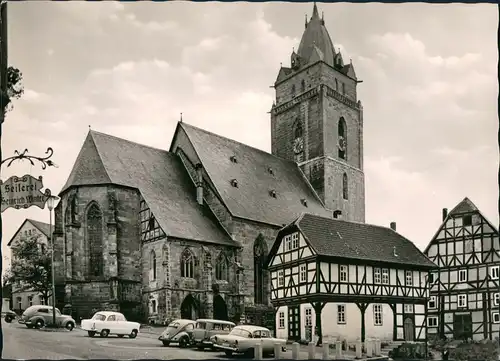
[{"x1": 159, "y1": 319, "x2": 195, "y2": 347}]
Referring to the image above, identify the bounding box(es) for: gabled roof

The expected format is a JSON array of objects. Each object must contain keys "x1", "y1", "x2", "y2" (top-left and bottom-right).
[
  {"x1": 424, "y1": 197, "x2": 499, "y2": 254},
  {"x1": 290, "y1": 213, "x2": 436, "y2": 268},
  {"x1": 60, "y1": 131, "x2": 236, "y2": 246},
  {"x1": 177, "y1": 122, "x2": 332, "y2": 227},
  {"x1": 7, "y1": 218, "x2": 51, "y2": 247}
]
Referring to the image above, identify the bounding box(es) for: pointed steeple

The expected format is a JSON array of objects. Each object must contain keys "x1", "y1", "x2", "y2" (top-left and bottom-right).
[
  {"x1": 305, "y1": 14, "x2": 308, "y2": 28},
  {"x1": 312, "y1": 2, "x2": 319, "y2": 19}
]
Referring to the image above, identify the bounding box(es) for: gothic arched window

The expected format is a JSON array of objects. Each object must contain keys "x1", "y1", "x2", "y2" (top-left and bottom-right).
[
  {"x1": 338, "y1": 117, "x2": 347, "y2": 160},
  {"x1": 342, "y1": 173, "x2": 349, "y2": 200},
  {"x1": 301, "y1": 79, "x2": 306, "y2": 92},
  {"x1": 150, "y1": 250, "x2": 157, "y2": 281},
  {"x1": 291, "y1": 84, "x2": 296, "y2": 97},
  {"x1": 181, "y1": 249, "x2": 194, "y2": 278},
  {"x1": 215, "y1": 253, "x2": 229, "y2": 281},
  {"x1": 254, "y1": 235, "x2": 269, "y2": 305},
  {"x1": 86, "y1": 203, "x2": 103, "y2": 278},
  {"x1": 294, "y1": 122, "x2": 303, "y2": 139},
  {"x1": 335, "y1": 79, "x2": 339, "y2": 91}
]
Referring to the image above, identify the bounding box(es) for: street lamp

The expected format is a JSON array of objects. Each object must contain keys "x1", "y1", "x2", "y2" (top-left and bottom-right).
[{"x1": 47, "y1": 195, "x2": 59, "y2": 327}]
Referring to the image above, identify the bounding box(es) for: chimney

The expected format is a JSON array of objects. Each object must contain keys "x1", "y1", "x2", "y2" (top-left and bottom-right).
[
  {"x1": 442, "y1": 208, "x2": 448, "y2": 221},
  {"x1": 390, "y1": 222, "x2": 396, "y2": 231},
  {"x1": 195, "y1": 163, "x2": 203, "y2": 205},
  {"x1": 333, "y1": 210, "x2": 342, "y2": 219}
]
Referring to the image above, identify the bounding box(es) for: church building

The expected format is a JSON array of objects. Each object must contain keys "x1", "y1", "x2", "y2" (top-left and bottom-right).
[{"x1": 52, "y1": 3, "x2": 373, "y2": 326}]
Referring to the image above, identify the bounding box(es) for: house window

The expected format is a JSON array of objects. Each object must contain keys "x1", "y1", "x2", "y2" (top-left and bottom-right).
[
  {"x1": 458, "y1": 294, "x2": 467, "y2": 308},
  {"x1": 340, "y1": 265, "x2": 348, "y2": 282},
  {"x1": 382, "y1": 269, "x2": 389, "y2": 284},
  {"x1": 39, "y1": 297, "x2": 46, "y2": 306},
  {"x1": 291, "y1": 233, "x2": 299, "y2": 249},
  {"x1": 299, "y1": 265, "x2": 307, "y2": 283},
  {"x1": 458, "y1": 269, "x2": 467, "y2": 282},
  {"x1": 374, "y1": 268, "x2": 382, "y2": 284},
  {"x1": 254, "y1": 235, "x2": 268, "y2": 305},
  {"x1": 28, "y1": 296, "x2": 33, "y2": 307},
  {"x1": 150, "y1": 250, "x2": 157, "y2": 281},
  {"x1": 462, "y1": 215, "x2": 472, "y2": 226},
  {"x1": 215, "y1": 253, "x2": 229, "y2": 281},
  {"x1": 494, "y1": 293, "x2": 499, "y2": 306},
  {"x1": 278, "y1": 312, "x2": 285, "y2": 329},
  {"x1": 404, "y1": 304, "x2": 414, "y2": 313},
  {"x1": 305, "y1": 308, "x2": 313, "y2": 327},
  {"x1": 373, "y1": 304, "x2": 383, "y2": 326},
  {"x1": 405, "y1": 270, "x2": 413, "y2": 286},
  {"x1": 493, "y1": 312, "x2": 500, "y2": 324},
  {"x1": 284, "y1": 235, "x2": 291, "y2": 251},
  {"x1": 151, "y1": 299, "x2": 157, "y2": 314},
  {"x1": 337, "y1": 305, "x2": 346, "y2": 324},
  {"x1": 428, "y1": 273, "x2": 436, "y2": 284},
  {"x1": 429, "y1": 296, "x2": 437, "y2": 309},
  {"x1": 490, "y1": 266, "x2": 499, "y2": 279},
  {"x1": 180, "y1": 249, "x2": 195, "y2": 278},
  {"x1": 278, "y1": 270, "x2": 284, "y2": 287},
  {"x1": 16, "y1": 297, "x2": 21, "y2": 310},
  {"x1": 342, "y1": 173, "x2": 348, "y2": 200},
  {"x1": 428, "y1": 316, "x2": 438, "y2": 327},
  {"x1": 40, "y1": 243, "x2": 46, "y2": 254},
  {"x1": 86, "y1": 203, "x2": 104, "y2": 278}
]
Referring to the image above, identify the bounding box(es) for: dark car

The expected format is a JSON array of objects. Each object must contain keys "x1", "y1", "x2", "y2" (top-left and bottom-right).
[
  {"x1": 388, "y1": 342, "x2": 433, "y2": 360},
  {"x1": 3, "y1": 310, "x2": 17, "y2": 323}
]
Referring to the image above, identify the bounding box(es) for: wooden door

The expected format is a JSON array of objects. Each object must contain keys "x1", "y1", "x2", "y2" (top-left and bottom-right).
[
  {"x1": 288, "y1": 306, "x2": 300, "y2": 340},
  {"x1": 404, "y1": 317, "x2": 415, "y2": 341},
  {"x1": 453, "y1": 314, "x2": 472, "y2": 340}
]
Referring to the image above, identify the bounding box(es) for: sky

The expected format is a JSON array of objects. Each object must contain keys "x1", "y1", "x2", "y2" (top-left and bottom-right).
[{"x1": 1, "y1": 2, "x2": 498, "y2": 269}]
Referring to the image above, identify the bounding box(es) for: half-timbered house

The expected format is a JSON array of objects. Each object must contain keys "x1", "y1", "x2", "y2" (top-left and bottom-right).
[
  {"x1": 267, "y1": 213, "x2": 437, "y2": 344},
  {"x1": 424, "y1": 198, "x2": 499, "y2": 341}
]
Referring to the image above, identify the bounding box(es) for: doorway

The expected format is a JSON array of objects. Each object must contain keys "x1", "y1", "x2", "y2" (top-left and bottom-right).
[
  {"x1": 404, "y1": 317, "x2": 415, "y2": 341},
  {"x1": 180, "y1": 294, "x2": 198, "y2": 320},
  {"x1": 288, "y1": 306, "x2": 300, "y2": 340},
  {"x1": 213, "y1": 295, "x2": 228, "y2": 321},
  {"x1": 453, "y1": 314, "x2": 472, "y2": 340}
]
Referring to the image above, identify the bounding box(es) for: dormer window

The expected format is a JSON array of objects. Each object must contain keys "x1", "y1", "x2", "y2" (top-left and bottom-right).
[
  {"x1": 269, "y1": 190, "x2": 277, "y2": 198},
  {"x1": 230, "y1": 179, "x2": 239, "y2": 188},
  {"x1": 230, "y1": 155, "x2": 238, "y2": 163},
  {"x1": 301, "y1": 199, "x2": 308, "y2": 207},
  {"x1": 268, "y1": 167, "x2": 274, "y2": 175}
]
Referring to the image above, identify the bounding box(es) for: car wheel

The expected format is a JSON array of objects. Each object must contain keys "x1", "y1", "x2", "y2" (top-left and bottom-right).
[
  {"x1": 118, "y1": 335, "x2": 125, "y2": 338},
  {"x1": 129, "y1": 330, "x2": 138, "y2": 339},
  {"x1": 179, "y1": 336, "x2": 189, "y2": 348},
  {"x1": 35, "y1": 319, "x2": 44, "y2": 329},
  {"x1": 100, "y1": 329, "x2": 110, "y2": 338},
  {"x1": 88, "y1": 331, "x2": 96, "y2": 337},
  {"x1": 162, "y1": 341, "x2": 170, "y2": 347},
  {"x1": 225, "y1": 351, "x2": 233, "y2": 357},
  {"x1": 65, "y1": 322, "x2": 75, "y2": 331},
  {"x1": 5, "y1": 316, "x2": 13, "y2": 323}
]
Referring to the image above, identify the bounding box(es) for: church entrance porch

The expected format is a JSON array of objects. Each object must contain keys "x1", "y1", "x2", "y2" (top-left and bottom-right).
[
  {"x1": 181, "y1": 294, "x2": 199, "y2": 320},
  {"x1": 213, "y1": 294, "x2": 228, "y2": 321}
]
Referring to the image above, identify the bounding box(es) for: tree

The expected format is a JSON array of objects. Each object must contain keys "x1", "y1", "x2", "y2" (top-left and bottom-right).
[
  {"x1": 1, "y1": 66, "x2": 24, "y2": 113},
  {"x1": 3, "y1": 233, "x2": 52, "y2": 304}
]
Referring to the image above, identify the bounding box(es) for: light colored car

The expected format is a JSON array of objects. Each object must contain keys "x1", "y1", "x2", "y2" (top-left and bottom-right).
[
  {"x1": 212, "y1": 325, "x2": 287, "y2": 357},
  {"x1": 158, "y1": 319, "x2": 195, "y2": 347},
  {"x1": 81, "y1": 311, "x2": 140, "y2": 338},
  {"x1": 18, "y1": 305, "x2": 76, "y2": 330},
  {"x1": 191, "y1": 319, "x2": 236, "y2": 350}
]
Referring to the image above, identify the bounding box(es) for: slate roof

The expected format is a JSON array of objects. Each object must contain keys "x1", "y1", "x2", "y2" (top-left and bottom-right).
[
  {"x1": 27, "y1": 219, "x2": 51, "y2": 238},
  {"x1": 447, "y1": 197, "x2": 478, "y2": 216},
  {"x1": 179, "y1": 122, "x2": 332, "y2": 227},
  {"x1": 60, "y1": 131, "x2": 236, "y2": 246},
  {"x1": 295, "y1": 213, "x2": 436, "y2": 268}
]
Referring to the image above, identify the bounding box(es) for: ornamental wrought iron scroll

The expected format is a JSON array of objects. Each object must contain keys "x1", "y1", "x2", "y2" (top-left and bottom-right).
[{"x1": 1, "y1": 147, "x2": 57, "y2": 169}]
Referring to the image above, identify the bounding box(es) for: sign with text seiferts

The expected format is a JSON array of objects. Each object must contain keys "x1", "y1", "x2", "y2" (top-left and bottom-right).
[{"x1": 0, "y1": 174, "x2": 51, "y2": 213}]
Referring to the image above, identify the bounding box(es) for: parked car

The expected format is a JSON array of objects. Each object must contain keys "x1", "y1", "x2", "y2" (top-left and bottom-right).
[
  {"x1": 81, "y1": 311, "x2": 141, "y2": 339},
  {"x1": 191, "y1": 319, "x2": 235, "y2": 350},
  {"x1": 18, "y1": 305, "x2": 76, "y2": 330},
  {"x1": 158, "y1": 319, "x2": 195, "y2": 347},
  {"x1": 212, "y1": 325, "x2": 287, "y2": 357},
  {"x1": 3, "y1": 309, "x2": 17, "y2": 323}
]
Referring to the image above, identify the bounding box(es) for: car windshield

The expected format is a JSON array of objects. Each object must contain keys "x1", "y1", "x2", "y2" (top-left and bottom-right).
[
  {"x1": 230, "y1": 328, "x2": 252, "y2": 338},
  {"x1": 168, "y1": 322, "x2": 180, "y2": 328},
  {"x1": 92, "y1": 314, "x2": 106, "y2": 321},
  {"x1": 196, "y1": 322, "x2": 206, "y2": 329}
]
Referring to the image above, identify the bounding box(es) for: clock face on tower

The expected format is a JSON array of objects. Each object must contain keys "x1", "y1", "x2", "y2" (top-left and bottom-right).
[{"x1": 293, "y1": 137, "x2": 304, "y2": 154}]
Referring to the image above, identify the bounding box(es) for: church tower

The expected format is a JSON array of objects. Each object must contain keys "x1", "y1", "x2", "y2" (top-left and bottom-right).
[{"x1": 270, "y1": 3, "x2": 365, "y2": 223}]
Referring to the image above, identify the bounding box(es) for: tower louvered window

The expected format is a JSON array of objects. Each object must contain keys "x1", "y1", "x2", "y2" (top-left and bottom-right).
[{"x1": 86, "y1": 203, "x2": 104, "y2": 278}]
